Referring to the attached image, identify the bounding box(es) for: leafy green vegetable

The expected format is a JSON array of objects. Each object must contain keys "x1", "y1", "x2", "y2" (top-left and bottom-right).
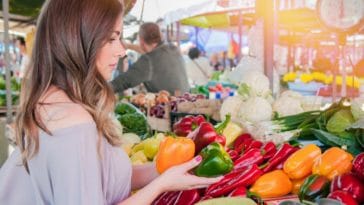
[
  {"x1": 311, "y1": 129, "x2": 362, "y2": 155},
  {"x1": 326, "y1": 109, "x2": 355, "y2": 134},
  {"x1": 115, "y1": 102, "x2": 150, "y2": 139},
  {"x1": 115, "y1": 102, "x2": 137, "y2": 115},
  {"x1": 117, "y1": 113, "x2": 149, "y2": 138}
]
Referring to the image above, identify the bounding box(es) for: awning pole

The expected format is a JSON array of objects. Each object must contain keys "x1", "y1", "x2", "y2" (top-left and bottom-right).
[{"x1": 2, "y1": 0, "x2": 13, "y2": 123}]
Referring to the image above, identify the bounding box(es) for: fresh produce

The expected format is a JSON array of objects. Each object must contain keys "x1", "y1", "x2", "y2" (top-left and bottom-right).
[
  {"x1": 351, "y1": 98, "x2": 364, "y2": 120},
  {"x1": 273, "y1": 91, "x2": 304, "y2": 117},
  {"x1": 172, "y1": 115, "x2": 206, "y2": 136},
  {"x1": 128, "y1": 133, "x2": 165, "y2": 165},
  {"x1": 174, "y1": 189, "x2": 201, "y2": 205},
  {"x1": 234, "y1": 148, "x2": 265, "y2": 170},
  {"x1": 153, "y1": 189, "x2": 201, "y2": 205},
  {"x1": 250, "y1": 170, "x2": 292, "y2": 198},
  {"x1": 238, "y1": 97, "x2": 272, "y2": 123},
  {"x1": 222, "y1": 121, "x2": 244, "y2": 146},
  {"x1": 352, "y1": 153, "x2": 364, "y2": 180},
  {"x1": 115, "y1": 102, "x2": 150, "y2": 138},
  {"x1": 238, "y1": 69, "x2": 270, "y2": 98},
  {"x1": 188, "y1": 118, "x2": 228, "y2": 153},
  {"x1": 312, "y1": 147, "x2": 353, "y2": 180},
  {"x1": 331, "y1": 173, "x2": 364, "y2": 203},
  {"x1": 130, "y1": 150, "x2": 148, "y2": 165},
  {"x1": 298, "y1": 174, "x2": 330, "y2": 203},
  {"x1": 291, "y1": 177, "x2": 306, "y2": 195},
  {"x1": 326, "y1": 109, "x2": 355, "y2": 135},
  {"x1": 206, "y1": 164, "x2": 263, "y2": 197},
  {"x1": 328, "y1": 190, "x2": 358, "y2": 205},
  {"x1": 262, "y1": 143, "x2": 299, "y2": 173},
  {"x1": 155, "y1": 136, "x2": 195, "y2": 173},
  {"x1": 220, "y1": 95, "x2": 245, "y2": 122},
  {"x1": 283, "y1": 144, "x2": 321, "y2": 179},
  {"x1": 228, "y1": 186, "x2": 247, "y2": 197},
  {"x1": 194, "y1": 142, "x2": 233, "y2": 177}
]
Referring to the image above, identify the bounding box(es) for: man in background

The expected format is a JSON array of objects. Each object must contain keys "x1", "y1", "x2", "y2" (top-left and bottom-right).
[{"x1": 111, "y1": 22, "x2": 189, "y2": 95}]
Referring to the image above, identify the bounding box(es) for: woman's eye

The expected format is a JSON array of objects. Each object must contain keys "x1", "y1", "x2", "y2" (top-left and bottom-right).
[{"x1": 109, "y1": 38, "x2": 117, "y2": 43}]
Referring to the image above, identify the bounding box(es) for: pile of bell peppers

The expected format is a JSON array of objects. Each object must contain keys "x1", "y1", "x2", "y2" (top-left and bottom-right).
[{"x1": 156, "y1": 113, "x2": 364, "y2": 204}]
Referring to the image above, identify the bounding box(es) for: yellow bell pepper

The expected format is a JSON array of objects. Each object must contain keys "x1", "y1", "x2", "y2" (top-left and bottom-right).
[
  {"x1": 250, "y1": 170, "x2": 292, "y2": 198},
  {"x1": 222, "y1": 122, "x2": 244, "y2": 146},
  {"x1": 283, "y1": 144, "x2": 321, "y2": 179},
  {"x1": 312, "y1": 147, "x2": 353, "y2": 180}
]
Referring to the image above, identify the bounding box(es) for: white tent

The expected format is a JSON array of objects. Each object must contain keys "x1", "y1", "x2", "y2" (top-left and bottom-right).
[{"x1": 128, "y1": 0, "x2": 213, "y2": 23}]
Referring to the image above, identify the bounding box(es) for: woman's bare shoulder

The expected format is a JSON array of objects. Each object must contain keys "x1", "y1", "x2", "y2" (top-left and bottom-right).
[{"x1": 37, "y1": 88, "x2": 94, "y2": 131}]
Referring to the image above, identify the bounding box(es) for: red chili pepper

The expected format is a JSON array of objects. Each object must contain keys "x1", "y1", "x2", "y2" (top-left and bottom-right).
[
  {"x1": 173, "y1": 115, "x2": 206, "y2": 136},
  {"x1": 331, "y1": 173, "x2": 364, "y2": 203},
  {"x1": 246, "y1": 140, "x2": 264, "y2": 152},
  {"x1": 352, "y1": 153, "x2": 364, "y2": 181},
  {"x1": 262, "y1": 141, "x2": 277, "y2": 160},
  {"x1": 199, "y1": 195, "x2": 213, "y2": 202},
  {"x1": 227, "y1": 149, "x2": 239, "y2": 162},
  {"x1": 174, "y1": 189, "x2": 201, "y2": 205},
  {"x1": 228, "y1": 186, "x2": 247, "y2": 197},
  {"x1": 152, "y1": 191, "x2": 180, "y2": 205},
  {"x1": 233, "y1": 133, "x2": 253, "y2": 154},
  {"x1": 234, "y1": 148, "x2": 265, "y2": 170},
  {"x1": 262, "y1": 143, "x2": 298, "y2": 173},
  {"x1": 188, "y1": 122, "x2": 226, "y2": 153},
  {"x1": 328, "y1": 190, "x2": 358, "y2": 205},
  {"x1": 206, "y1": 164, "x2": 263, "y2": 197},
  {"x1": 205, "y1": 167, "x2": 246, "y2": 194}
]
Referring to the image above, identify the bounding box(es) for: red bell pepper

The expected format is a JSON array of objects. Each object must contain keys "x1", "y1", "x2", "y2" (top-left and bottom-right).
[
  {"x1": 205, "y1": 164, "x2": 263, "y2": 197},
  {"x1": 227, "y1": 149, "x2": 239, "y2": 162},
  {"x1": 352, "y1": 153, "x2": 364, "y2": 181},
  {"x1": 262, "y1": 141, "x2": 277, "y2": 160},
  {"x1": 262, "y1": 143, "x2": 299, "y2": 173},
  {"x1": 331, "y1": 173, "x2": 364, "y2": 203},
  {"x1": 234, "y1": 148, "x2": 265, "y2": 170},
  {"x1": 173, "y1": 115, "x2": 206, "y2": 136},
  {"x1": 188, "y1": 122, "x2": 226, "y2": 153},
  {"x1": 228, "y1": 186, "x2": 247, "y2": 197},
  {"x1": 328, "y1": 190, "x2": 358, "y2": 205},
  {"x1": 233, "y1": 133, "x2": 253, "y2": 154},
  {"x1": 174, "y1": 189, "x2": 201, "y2": 205}
]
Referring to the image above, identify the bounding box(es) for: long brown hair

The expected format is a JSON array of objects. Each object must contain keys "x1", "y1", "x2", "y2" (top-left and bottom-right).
[{"x1": 15, "y1": 0, "x2": 123, "y2": 165}]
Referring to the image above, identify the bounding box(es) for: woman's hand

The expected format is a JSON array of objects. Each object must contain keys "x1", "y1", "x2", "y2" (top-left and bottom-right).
[
  {"x1": 153, "y1": 155, "x2": 223, "y2": 192},
  {"x1": 119, "y1": 156, "x2": 223, "y2": 205}
]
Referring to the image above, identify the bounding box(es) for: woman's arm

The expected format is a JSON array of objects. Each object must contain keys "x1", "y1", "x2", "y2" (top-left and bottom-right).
[{"x1": 118, "y1": 156, "x2": 222, "y2": 205}]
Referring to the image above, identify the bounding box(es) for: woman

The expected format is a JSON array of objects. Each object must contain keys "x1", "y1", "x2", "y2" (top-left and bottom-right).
[{"x1": 0, "y1": 0, "x2": 221, "y2": 204}]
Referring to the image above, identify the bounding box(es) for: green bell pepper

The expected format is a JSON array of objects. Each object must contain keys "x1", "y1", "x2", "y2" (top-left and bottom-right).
[
  {"x1": 298, "y1": 174, "x2": 331, "y2": 203},
  {"x1": 194, "y1": 142, "x2": 233, "y2": 177}
]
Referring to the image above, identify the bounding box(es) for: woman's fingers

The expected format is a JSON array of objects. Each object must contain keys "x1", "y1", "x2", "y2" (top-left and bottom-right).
[{"x1": 176, "y1": 155, "x2": 202, "y2": 171}]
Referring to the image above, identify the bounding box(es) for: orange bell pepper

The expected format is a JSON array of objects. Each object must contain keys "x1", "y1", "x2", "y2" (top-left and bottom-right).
[
  {"x1": 156, "y1": 136, "x2": 195, "y2": 173},
  {"x1": 250, "y1": 170, "x2": 292, "y2": 198},
  {"x1": 312, "y1": 147, "x2": 353, "y2": 180},
  {"x1": 283, "y1": 144, "x2": 321, "y2": 179}
]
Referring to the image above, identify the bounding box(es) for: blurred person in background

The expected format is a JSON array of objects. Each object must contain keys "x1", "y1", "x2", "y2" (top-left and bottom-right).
[
  {"x1": 111, "y1": 22, "x2": 190, "y2": 95},
  {"x1": 185, "y1": 47, "x2": 213, "y2": 86},
  {"x1": 210, "y1": 53, "x2": 223, "y2": 71}
]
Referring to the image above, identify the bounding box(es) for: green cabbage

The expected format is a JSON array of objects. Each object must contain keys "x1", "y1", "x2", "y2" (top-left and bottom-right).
[{"x1": 326, "y1": 109, "x2": 355, "y2": 134}]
